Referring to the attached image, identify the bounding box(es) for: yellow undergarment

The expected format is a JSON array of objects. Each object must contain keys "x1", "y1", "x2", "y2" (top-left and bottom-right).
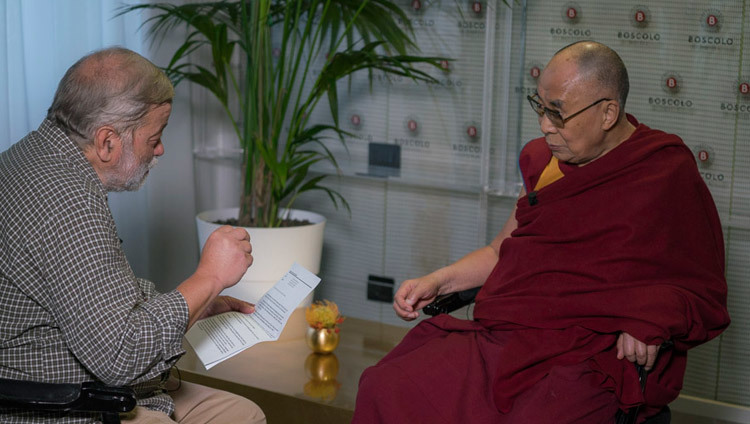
[{"x1": 533, "y1": 156, "x2": 564, "y2": 191}]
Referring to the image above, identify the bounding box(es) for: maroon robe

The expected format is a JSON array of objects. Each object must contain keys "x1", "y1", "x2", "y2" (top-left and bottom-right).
[{"x1": 353, "y1": 116, "x2": 729, "y2": 423}]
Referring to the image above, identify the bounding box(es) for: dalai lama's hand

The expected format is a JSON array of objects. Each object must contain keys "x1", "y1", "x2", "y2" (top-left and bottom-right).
[
  {"x1": 393, "y1": 276, "x2": 441, "y2": 321},
  {"x1": 616, "y1": 332, "x2": 660, "y2": 371}
]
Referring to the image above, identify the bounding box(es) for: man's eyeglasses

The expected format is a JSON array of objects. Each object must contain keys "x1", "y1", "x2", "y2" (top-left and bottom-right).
[{"x1": 527, "y1": 93, "x2": 612, "y2": 128}]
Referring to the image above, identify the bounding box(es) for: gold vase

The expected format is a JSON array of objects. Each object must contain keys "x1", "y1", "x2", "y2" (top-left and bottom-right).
[{"x1": 305, "y1": 327, "x2": 339, "y2": 354}]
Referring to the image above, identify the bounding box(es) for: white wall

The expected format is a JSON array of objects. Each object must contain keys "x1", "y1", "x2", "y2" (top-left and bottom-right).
[{"x1": 121, "y1": 18, "x2": 202, "y2": 289}]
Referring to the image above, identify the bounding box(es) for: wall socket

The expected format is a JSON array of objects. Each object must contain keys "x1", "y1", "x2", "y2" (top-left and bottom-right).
[
  {"x1": 365, "y1": 143, "x2": 401, "y2": 178},
  {"x1": 367, "y1": 275, "x2": 395, "y2": 303}
]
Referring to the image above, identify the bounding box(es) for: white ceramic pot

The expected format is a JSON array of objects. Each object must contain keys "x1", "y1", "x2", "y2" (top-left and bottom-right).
[{"x1": 196, "y1": 207, "x2": 325, "y2": 306}]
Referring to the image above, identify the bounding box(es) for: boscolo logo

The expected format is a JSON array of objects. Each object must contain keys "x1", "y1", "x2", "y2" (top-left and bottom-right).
[
  {"x1": 394, "y1": 115, "x2": 430, "y2": 150},
  {"x1": 349, "y1": 113, "x2": 362, "y2": 129},
  {"x1": 661, "y1": 72, "x2": 682, "y2": 95},
  {"x1": 471, "y1": 1, "x2": 483, "y2": 15},
  {"x1": 550, "y1": 2, "x2": 592, "y2": 39},
  {"x1": 561, "y1": 2, "x2": 581, "y2": 24},
  {"x1": 345, "y1": 112, "x2": 375, "y2": 143},
  {"x1": 692, "y1": 144, "x2": 714, "y2": 168},
  {"x1": 518, "y1": 63, "x2": 542, "y2": 95},
  {"x1": 649, "y1": 72, "x2": 694, "y2": 109},
  {"x1": 399, "y1": 0, "x2": 438, "y2": 27},
  {"x1": 529, "y1": 64, "x2": 542, "y2": 81},
  {"x1": 453, "y1": 121, "x2": 494, "y2": 157},
  {"x1": 617, "y1": 6, "x2": 661, "y2": 43},
  {"x1": 720, "y1": 78, "x2": 750, "y2": 113},
  {"x1": 630, "y1": 5, "x2": 650, "y2": 27},
  {"x1": 739, "y1": 81, "x2": 750, "y2": 96},
  {"x1": 687, "y1": 8, "x2": 735, "y2": 46},
  {"x1": 405, "y1": 116, "x2": 420, "y2": 136},
  {"x1": 464, "y1": 122, "x2": 480, "y2": 143},
  {"x1": 701, "y1": 9, "x2": 722, "y2": 32}
]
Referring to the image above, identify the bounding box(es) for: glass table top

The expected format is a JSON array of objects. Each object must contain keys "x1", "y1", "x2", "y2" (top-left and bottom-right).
[{"x1": 177, "y1": 308, "x2": 410, "y2": 418}]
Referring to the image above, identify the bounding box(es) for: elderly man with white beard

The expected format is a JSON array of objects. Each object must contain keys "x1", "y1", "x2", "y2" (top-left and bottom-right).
[{"x1": 0, "y1": 47, "x2": 266, "y2": 424}]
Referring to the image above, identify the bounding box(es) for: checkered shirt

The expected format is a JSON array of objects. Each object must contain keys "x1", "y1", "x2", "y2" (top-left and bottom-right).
[{"x1": 0, "y1": 120, "x2": 189, "y2": 423}]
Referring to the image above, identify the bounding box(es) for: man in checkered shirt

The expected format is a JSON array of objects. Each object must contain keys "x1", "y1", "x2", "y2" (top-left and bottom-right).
[{"x1": 0, "y1": 48, "x2": 266, "y2": 423}]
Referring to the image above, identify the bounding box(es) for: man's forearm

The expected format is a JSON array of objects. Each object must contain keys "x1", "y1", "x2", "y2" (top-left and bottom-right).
[
  {"x1": 434, "y1": 245, "x2": 500, "y2": 294},
  {"x1": 178, "y1": 271, "x2": 224, "y2": 329}
]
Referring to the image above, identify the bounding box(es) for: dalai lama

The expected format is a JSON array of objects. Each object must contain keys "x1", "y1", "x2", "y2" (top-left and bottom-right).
[{"x1": 352, "y1": 41, "x2": 730, "y2": 424}]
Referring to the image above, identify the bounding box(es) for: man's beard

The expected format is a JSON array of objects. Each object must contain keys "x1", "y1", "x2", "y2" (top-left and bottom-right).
[{"x1": 103, "y1": 142, "x2": 158, "y2": 192}]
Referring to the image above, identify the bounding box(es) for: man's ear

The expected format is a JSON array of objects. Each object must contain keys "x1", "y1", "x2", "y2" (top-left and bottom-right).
[
  {"x1": 92, "y1": 126, "x2": 121, "y2": 162},
  {"x1": 601, "y1": 100, "x2": 620, "y2": 131}
]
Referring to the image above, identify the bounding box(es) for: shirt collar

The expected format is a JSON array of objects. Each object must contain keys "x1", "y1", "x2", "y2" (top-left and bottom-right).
[{"x1": 39, "y1": 119, "x2": 107, "y2": 197}]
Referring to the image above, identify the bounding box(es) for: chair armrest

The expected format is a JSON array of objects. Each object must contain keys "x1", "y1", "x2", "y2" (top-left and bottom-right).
[
  {"x1": 0, "y1": 378, "x2": 136, "y2": 413},
  {"x1": 423, "y1": 287, "x2": 481, "y2": 316},
  {"x1": 78, "y1": 382, "x2": 137, "y2": 413}
]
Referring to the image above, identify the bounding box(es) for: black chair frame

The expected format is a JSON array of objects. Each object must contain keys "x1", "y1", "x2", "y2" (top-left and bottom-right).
[{"x1": 0, "y1": 378, "x2": 136, "y2": 424}]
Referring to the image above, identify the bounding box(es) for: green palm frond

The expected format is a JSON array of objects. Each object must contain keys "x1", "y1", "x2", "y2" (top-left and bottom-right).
[{"x1": 120, "y1": 0, "x2": 452, "y2": 227}]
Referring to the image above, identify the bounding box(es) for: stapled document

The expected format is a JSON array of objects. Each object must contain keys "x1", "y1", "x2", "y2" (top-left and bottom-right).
[{"x1": 185, "y1": 263, "x2": 321, "y2": 369}]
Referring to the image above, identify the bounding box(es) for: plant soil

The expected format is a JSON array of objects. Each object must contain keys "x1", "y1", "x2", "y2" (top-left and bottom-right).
[{"x1": 214, "y1": 218, "x2": 312, "y2": 227}]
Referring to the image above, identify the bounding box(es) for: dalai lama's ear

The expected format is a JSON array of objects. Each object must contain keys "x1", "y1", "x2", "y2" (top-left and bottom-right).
[
  {"x1": 600, "y1": 100, "x2": 620, "y2": 131},
  {"x1": 91, "y1": 126, "x2": 122, "y2": 163}
]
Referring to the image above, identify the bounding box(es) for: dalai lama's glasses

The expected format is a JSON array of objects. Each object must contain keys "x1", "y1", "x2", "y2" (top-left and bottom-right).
[{"x1": 527, "y1": 93, "x2": 612, "y2": 128}]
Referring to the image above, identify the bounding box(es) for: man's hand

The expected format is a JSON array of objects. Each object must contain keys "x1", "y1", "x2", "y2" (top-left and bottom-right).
[
  {"x1": 180, "y1": 226, "x2": 254, "y2": 329},
  {"x1": 196, "y1": 226, "x2": 253, "y2": 291},
  {"x1": 393, "y1": 277, "x2": 441, "y2": 321},
  {"x1": 198, "y1": 296, "x2": 255, "y2": 321},
  {"x1": 616, "y1": 332, "x2": 660, "y2": 371}
]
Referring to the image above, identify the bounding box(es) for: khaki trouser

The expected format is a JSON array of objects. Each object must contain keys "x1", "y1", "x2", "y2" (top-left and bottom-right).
[{"x1": 121, "y1": 380, "x2": 266, "y2": 424}]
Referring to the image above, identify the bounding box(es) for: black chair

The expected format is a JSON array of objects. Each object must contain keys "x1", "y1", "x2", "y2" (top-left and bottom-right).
[
  {"x1": 424, "y1": 288, "x2": 672, "y2": 424},
  {"x1": 0, "y1": 378, "x2": 136, "y2": 424},
  {"x1": 614, "y1": 364, "x2": 671, "y2": 424}
]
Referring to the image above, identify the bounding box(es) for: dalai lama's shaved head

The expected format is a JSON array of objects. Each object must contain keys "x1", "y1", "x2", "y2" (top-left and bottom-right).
[
  {"x1": 553, "y1": 41, "x2": 630, "y2": 114},
  {"x1": 535, "y1": 41, "x2": 636, "y2": 165}
]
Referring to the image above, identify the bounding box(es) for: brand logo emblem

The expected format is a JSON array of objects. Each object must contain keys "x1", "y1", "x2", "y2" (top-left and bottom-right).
[
  {"x1": 701, "y1": 9, "x2": 722, "y2": 32},
  {"x1": 526, "y1": 63, "x2": 543, "y2": 85},
  {"x1": 412, "y1": 0, "x2": 422, "y2": 11},
  {"x1": 466, "y1": 124, "x2": 479, "y2": 140},
  {"x1": 630, "y1": 5, "x2": 650, "y2": 27},
  {"x1": 706, "y1": 14, "x2": 718, "y2": 28},
  {"x1": 720, "y1": 82, "x2": 750, "y2": 112},
  {"x1": 692, "y1": 144, "x2": 714, "y2": 168},
  {"x1": 666, "y1": 77, "x2": 678, "y2": 89},
  {"x1": 661, "y1": 72, "x2": 682, "y2": 94},
  {"x1": 565, "y1": 7, "x2": 577, "y2": 20},
  {"x1": 473, "y1": 1, "x2": 482, "y2": 14},
  {"x1": 351, "y1": 114, "x2": 362, "y2": 127},
  {"x1": 634, "y1": 10, "x2": 646, "y2": 23},
  {"x1": 739, "y1": 81, "x2": 750, "y2": 96},
  {"x1": 651, "y1": 73, "x2": 692, "y2": 109},
  {"x1": 440, "y1": 60, "x2": 451, "y2": 72},
  {"x1": 455, "y1": 122, "x2": 482, "y2": 154},
  {"x1": 405, "y1": 116, "x2": 420, "y2": 136},
  {"x1": 561, "y1": 2, "x2": 581, "y2": 23}
]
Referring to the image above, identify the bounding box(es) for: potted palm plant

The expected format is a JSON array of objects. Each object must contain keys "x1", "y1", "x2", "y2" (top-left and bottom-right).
[{"x1": 120, "y1": 0, "x2": 445, "y2": 303}]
